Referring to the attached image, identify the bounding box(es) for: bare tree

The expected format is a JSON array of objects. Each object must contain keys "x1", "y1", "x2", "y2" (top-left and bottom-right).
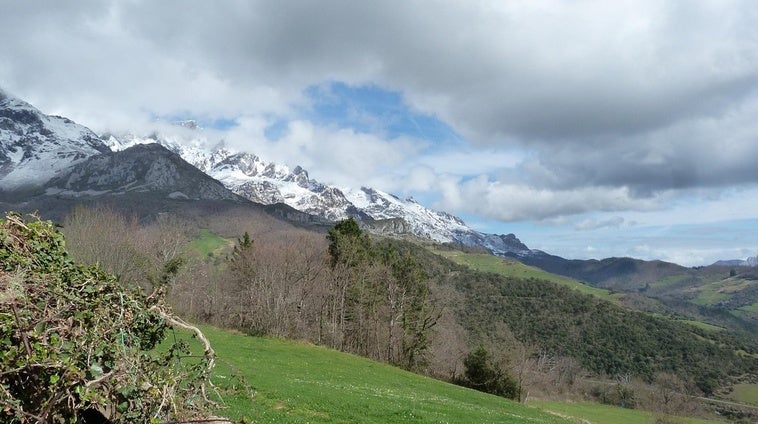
[{"x1": 62, "y1": 205, "x2": 147, "y2": 286}]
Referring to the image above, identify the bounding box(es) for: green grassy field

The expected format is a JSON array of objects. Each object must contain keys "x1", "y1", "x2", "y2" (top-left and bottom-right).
[
  {"x1": 650, "y1": 275, "x2": 690, "y2": 288},
  {"x1": 727, "y1": 383, "x2": 758, "y2": 405},
  {"x1": 434, "y1": 250, "x2": 618, "y2": 303},
  {"x1": 160, "y1": 325, "x2": 734, "y2": 423},
  {"x1": 733, "y1": 302, "x2": 758, "y2": 322},
  {"x1": 690, "y1": 278, "x2": 753, "y2": 306},
  {"x1": 530, "y1": 401, "x2": 721, "y2": 424},
  {"x1": 176, "y1": 325, "x2": 573, "y2": 423},
  {"x1": 677, "y1": 320, "x2": 725, "y2": 332},
  {"x1": 189, "y1": 228, "x2": 234, "y2": 259}
]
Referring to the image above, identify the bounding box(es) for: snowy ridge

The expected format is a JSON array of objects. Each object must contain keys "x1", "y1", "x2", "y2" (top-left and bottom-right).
[
  {"x1": 103, "y1": 130, "x2": 519, "y2": 248},
  {"x1": 0, "y1": 89, "x2": 531, "y2": 256},
  {"x1": 0, "y1": 89, "x2": 108, "y2": 189},
  {"x1": 342, "y1": 187, "x2": 469, "y2": 243}
]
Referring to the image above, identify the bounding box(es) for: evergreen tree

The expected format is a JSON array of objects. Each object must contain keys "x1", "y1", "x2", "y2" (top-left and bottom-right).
[
  {"x1": 327, "y1": 218, "x2": 371, "y2": 268},
  {"x1": 461, "y1": 346, "x2": 518, "y2": 399}
]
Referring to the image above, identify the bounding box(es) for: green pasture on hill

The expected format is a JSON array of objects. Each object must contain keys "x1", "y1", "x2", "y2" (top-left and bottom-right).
[
  {"x1": 530, "y1": 401, "x2": 722, "y2": 424},
  {"x1": 189, "y1": 228, "x2": 234, "y2": 258},
  {"x1": 727, "y1": 383, "x2": 758, "y2": 405},
  {"x1": 650, "y1": 275, "x2": 691, "y2": 288},
  {"x1": 733, "y1": 302, "x2": 758, "y2": 322},
  {"x1": 164, "y1": 325, "x2": 731, "y2": 423},
  {"x1": 173, "y1": 325, "x2": 571, "y2": 423},
  {"x1": 676, "y1": 319, "x2": 725, "y2": 332},
  {"x1": 434, "y1": 250, "x2": 618, "y2": 303},
  {"x1": 690, "y1": 278, "x2": 753, "y2": 306}
]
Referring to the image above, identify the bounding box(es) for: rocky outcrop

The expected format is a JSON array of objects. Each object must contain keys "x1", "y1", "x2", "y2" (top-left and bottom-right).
[{"x1": 46, "y1": 144, "x2": 240, "y2": 201}]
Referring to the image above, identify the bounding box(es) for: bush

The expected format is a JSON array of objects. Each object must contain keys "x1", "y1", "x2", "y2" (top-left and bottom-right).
[
  {"x1": 458, "y1": 346, "x2": 518, "y2": 400},
  {"x1": 0, "y1": 213, "x2": 216, "y2": 423}
]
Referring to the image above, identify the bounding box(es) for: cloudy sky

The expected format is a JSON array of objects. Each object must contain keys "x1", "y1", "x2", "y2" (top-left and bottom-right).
[{"x1": 3, "y1": 0, "x2": 758, "y2": 266}]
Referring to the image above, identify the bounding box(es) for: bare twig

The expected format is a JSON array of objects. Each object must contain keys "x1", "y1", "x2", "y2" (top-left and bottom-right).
[{"x1": 9, "y1": 302, "x2": 32, "y2": 358}]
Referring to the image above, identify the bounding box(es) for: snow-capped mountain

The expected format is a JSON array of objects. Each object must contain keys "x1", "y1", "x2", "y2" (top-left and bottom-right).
[
  {"x1": 0, "y1": 90, "x2": 532, "y2": 256},
  {"x1": 343, "y1": 186, "x2": 470, "y2": 242},
  {"x1": 104, "y1": 132, "x2": 356, "y2": 221},
  {"x1": 0, "y1": 89, "x2": 109, "y2": 190},
  {"x1": 104, "y1": 130, "x2": 532, "y2": 254},
  {"x1": 45, "y1": 143, "x2": 239, "y2": 201}
]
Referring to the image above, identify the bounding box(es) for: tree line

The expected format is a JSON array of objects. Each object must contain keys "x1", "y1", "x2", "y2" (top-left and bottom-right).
[
  {"x1": 62, "y1": 207, "x2": 437, "y2": 372},
  {"x1": 212, "y1": 217, "x2": 436, "y2": 370}
]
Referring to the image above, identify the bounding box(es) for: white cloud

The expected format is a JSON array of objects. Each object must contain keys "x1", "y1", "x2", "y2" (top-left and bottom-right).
[
  {"x1": 226, "y1": 118, "x2": 426, "y2": 191},
  {"x1": 575, "y1": 216, "x2": 626, "y2": 231},
  {"x1": 436, "y1": 176, "x2": 660, "y2": 221},
  {"x1": 3, "y1": 0, "x2": 758, "y2": 264}
]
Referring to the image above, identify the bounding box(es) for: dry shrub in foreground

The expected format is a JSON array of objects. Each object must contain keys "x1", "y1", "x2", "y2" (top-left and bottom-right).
[{"x1": 0, "y1": 212, "x2": 217, "y2": 423}]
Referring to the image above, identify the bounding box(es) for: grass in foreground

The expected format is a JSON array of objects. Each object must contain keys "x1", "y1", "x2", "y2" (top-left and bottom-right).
[
  {"x1": 180, "y1": 325, "x2": 572, "y2": 423},
  {"x1": 530, "y1": 401, "x2": 722, "y2": 424}
]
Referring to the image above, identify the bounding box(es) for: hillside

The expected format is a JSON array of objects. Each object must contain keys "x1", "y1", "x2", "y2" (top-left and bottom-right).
[
  {"x1": 509, "y1": 252, "x2": 757, "y2": 338},
  {"x1": 379, "y1": 243, "x2": 756, "y2": 397},
  {"x1": 4, "y1": 209, "x2": 749, "y2": 422},
  {"x1": 433, "y1": 248, "x2": 619, "y2": 303},
  {"x1": 172, "y1": 218, "x2": 758, "y2": 398},
  {"x1": 183, "y1": 326, "x2": 572, "y2": 423},
  {"x1": 182, "y1": 325, "x2": 725, "y2": 424}
]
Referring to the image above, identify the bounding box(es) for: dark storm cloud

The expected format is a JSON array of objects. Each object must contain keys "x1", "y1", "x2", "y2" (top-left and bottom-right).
[
  {"x1": 117, "y1": 0, "x2": 758, "y2": 192},
  {"x1": 2, "y1": 0, "x2": 758, "y2": 220}
]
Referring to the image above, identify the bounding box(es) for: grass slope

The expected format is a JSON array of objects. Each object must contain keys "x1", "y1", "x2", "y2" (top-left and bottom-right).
[
  {"x1": 183, "y1": 326, "x2": 573, "y2": 423},
  {"x1": 530, "y1": 401, "x2": 721, "y2": 424},
  {"x1": 434, "y1": 250, "x2": 618, "y2": 303},
  {"x1": 189, "y1": 228, "x2": 234, "y2": 259},
  {"x1": 727, "y1": 384, "x2": 758, "y2": 406}
]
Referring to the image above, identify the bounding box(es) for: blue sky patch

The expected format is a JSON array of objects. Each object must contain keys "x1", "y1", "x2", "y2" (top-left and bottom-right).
[
  {"x1": 300, "y1": 81, "x2": 462, "y2": 144},
  {"x1": 264, "y1": 116, "x2": 290, "y2": 141}
]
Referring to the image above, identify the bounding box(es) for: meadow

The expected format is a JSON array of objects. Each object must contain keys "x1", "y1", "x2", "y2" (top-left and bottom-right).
[
  {"x1": 176, "y1": 325, "x2": 571, "y2": 423},
  {"x1": 163, "y1": 325, "x2": 732, "y2": 423}
]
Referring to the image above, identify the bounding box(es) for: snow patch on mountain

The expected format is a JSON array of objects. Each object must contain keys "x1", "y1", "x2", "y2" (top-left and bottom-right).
[
  {"x1": 0, "y1": 89, "x2": 108, "y2": 190},
  {"x1": 0, "y1": 90, "x2": 533, "y2": 257},
  {"x1": 103, "y1": 129, "x2": 533, "y2": 255}
]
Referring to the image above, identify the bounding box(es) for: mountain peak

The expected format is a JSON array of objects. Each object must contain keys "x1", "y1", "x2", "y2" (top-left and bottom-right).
[
  {"x1": 45, "y1": 142, "x2": 239, "y2": 201},
  {"x1": 1, "y1": 91, "x2": 109, "y2": 191}
]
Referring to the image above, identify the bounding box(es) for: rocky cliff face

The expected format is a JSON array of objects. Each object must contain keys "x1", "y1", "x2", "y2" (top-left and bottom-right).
[{"x1": 45, "y1": 143, "x2": 239, "y2": 201}]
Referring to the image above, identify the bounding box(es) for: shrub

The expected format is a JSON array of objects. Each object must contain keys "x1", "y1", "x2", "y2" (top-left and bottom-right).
[
  {"x1": 458, "y1": 346, "x2": 518, "y2": 400},
  {"x1": 0, "y1": 212, "x2": 216, "y2": 423}
]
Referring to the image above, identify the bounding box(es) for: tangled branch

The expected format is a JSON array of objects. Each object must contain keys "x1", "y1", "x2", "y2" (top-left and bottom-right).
[{"x1": 0, "y1": 212, "x2": 218, "y2": 423}]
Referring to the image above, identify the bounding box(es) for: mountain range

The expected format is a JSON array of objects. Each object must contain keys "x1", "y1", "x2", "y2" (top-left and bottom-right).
[
  {"x1": 2, "y1": 88, "x2": 757, "y2": 270},
  {"x1": 0, "y1": 88, "x2": 531, "y2": 257},
  {"x1": 2, "y1": 88, "x2": 756, "y2": 336}
]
